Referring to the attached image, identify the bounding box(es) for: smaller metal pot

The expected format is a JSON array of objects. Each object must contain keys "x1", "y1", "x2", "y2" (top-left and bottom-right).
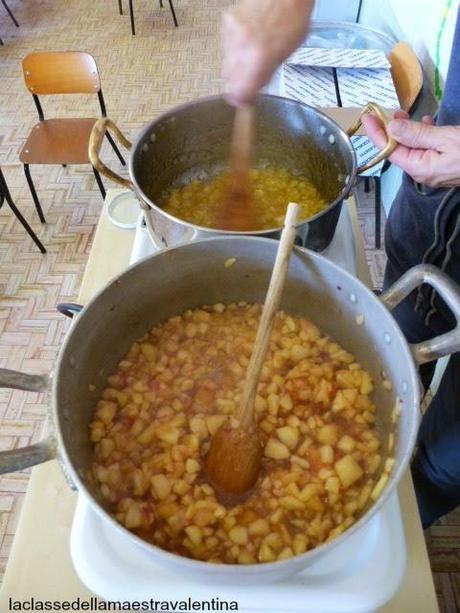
[{"x1": 88, "y1": 95, "x2": 395, "y2": 251}]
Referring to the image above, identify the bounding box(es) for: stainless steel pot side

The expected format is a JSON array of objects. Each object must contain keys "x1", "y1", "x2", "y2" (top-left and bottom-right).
[
  {"x1": 88, "y1": 95, "x2": 395, "y2": 252},
  {"x1": 1, "y1": 237, "x2": 460, "y2": 583}
]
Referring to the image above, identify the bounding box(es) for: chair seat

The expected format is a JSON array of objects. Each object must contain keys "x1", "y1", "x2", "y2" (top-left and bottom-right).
[{"x1": 20, "y1": 118, "x2": 98, "y2": 165}]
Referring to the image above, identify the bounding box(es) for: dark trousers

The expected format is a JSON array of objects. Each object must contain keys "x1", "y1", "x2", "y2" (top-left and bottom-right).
[
  {"x1": 384, "y1": 255, "x2": 460, "y2": 529},
  {"x1": 380, "y1": 7, "x2": 460, "y2": 527}
]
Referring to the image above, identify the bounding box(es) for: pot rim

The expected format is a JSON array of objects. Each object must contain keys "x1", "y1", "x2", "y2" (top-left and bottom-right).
[
  {"x1": 127, "y1": 93, "x2": 358, "y2": 235},
  {"x1": 54, "y1": 235, "x2": 419, "y2": 575}
]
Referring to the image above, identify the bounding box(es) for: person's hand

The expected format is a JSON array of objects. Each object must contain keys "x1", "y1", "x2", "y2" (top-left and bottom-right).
[
  {"x1": 222, "y1": 0, "x2": 314, "y2": 106},
  {"x1": 362, "y1": 110, "x2": 460, "y2": 188}
]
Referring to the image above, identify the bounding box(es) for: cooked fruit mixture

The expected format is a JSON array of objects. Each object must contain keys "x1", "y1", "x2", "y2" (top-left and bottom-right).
[
  {"x1": 89, "y1": 303, "x2": 395, "y2": 564},
  {"x1": 162, "y1": 167, "x2": 328, "y2": 230}
]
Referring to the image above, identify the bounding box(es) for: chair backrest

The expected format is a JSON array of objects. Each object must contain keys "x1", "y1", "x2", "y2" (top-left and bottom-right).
[
  {"x1": 389, "y1": 43, "x2": 423, "y2": 113},
  {"x1": 22, "y1": 52, "x2": 101, "y2": 95}
]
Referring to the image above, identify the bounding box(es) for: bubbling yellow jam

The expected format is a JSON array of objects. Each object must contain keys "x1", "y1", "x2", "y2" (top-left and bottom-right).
[{"x1": 162, "y1": 167, "x2": 328, "y2": 230}]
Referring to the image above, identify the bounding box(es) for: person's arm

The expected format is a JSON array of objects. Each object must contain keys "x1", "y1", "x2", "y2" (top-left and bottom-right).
[
  {"x1": 222, "y1": 0, "x2": 315, "y2": 106},
  {"x1": 363, "y1": 111, "x2": 460, "y2": 188}
]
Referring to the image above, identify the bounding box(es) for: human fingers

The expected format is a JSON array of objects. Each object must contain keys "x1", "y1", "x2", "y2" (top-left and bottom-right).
[
  {"x1": 388, "y1": 118, "x2": 445, "y2": 149},
  {"x1": 361, "y1": 114, "x2": 389, "y2": 149},
  {"x1": 361, "y1": 113, "x2": 433, "y2": 176},
  {"x1": 221, "y1": 10, "x2": 263, "y2": 105},
  {"x1": 393, "y1": 110, "x2": 410, "y2": 120},
  {"x1": 360, "y1": 110, "x2": 408, "y2": 146},
  {"x1": 362, "y1": 113, "x2": 460, "y2": 185},
  {"x1": 222, "y1": 0, "x2": 313, "y2": 106}
]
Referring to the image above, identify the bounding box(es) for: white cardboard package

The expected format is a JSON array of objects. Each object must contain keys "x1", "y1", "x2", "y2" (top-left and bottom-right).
[{"x1": 282, "y1": 47, "x2": 400, "y2": 177}]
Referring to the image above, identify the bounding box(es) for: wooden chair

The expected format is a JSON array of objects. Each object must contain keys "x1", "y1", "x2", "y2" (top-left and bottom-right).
[
  {"x1": 118, "y1": 0, "x2": 178, "y2": 36},
  {"x1": 0, "y1": 166, "x2": 46, "y2": 253},
  {"x1": 390, "y1": 42, "x2": 424, "y2": 114},
  {"x1": 366, "y1": 42, "x2": 423, "y2": 249},
  {"x1": 19, "y1": 51, "x2": 126, "y2": 225}
]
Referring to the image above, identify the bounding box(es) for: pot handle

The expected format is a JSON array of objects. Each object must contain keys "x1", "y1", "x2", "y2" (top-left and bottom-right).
[
  {"x1": 89, "y1": 118, "x2": 133, "y2": 189},
  {"x1": 380, "y1": 264, "x2": 460, "y2": 365},
  {"x1": 346, "y1": 103, "x2": 397, "y2": 173},
  {"x1": 0, "y1": 369, "x2": 57, "y2": 474}
]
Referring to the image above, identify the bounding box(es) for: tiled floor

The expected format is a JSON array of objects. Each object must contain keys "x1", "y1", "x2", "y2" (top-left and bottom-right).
[
  {"x1": 0, "y1": 1, "x2": 459, "y2": 610},
  {"x1": 0, "y1": 0, "x2": 224, "y2": 583}
]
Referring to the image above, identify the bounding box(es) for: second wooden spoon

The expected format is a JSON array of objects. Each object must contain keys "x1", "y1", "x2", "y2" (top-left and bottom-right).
[{"x1": 216, "y1": 104, "x2": 257, "y2": 232}]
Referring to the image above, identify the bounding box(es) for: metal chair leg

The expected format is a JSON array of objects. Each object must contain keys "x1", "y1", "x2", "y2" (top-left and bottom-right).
[
  {"x1": 118, "y1": 0, "x2": 123, "y2": 14},
  {"x1": 128, "y1": 0, "x2": 135, "y2": 35},
  {"x1": 374, "y1": 176, "x2": 381, "y2": 250},
  {"x1": 23, "y1": 164, "x2": 46, "y2": 223},
  {"x1": 92, "y1": 166, "x2": 106, "y2": 200},
  {"x1": 1, "y1": 0, "x2": 19, "y2": 27},
  {"x1": 168, "y1": 0, "x2": 178, "y2": 27},
  {"x1": 0, "y1": 169, "x2": 46, "y2": 253},
  {"x1": 105, "y1": 132, "x2": 126, "y2": 166}
]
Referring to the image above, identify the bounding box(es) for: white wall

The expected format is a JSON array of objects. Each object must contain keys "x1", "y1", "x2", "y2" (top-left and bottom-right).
[
  {"x1": 313, "y1": 0, "x2": 361, "y2": 22},
  {"x1": 360, "y1": 0, "x2": 457, "y2": 101}
]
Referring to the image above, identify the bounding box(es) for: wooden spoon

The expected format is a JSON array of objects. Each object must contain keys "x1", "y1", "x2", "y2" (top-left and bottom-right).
[
  {"x1": 206, "y1": 202, "x2": 300, "y2": 500},
  {"x1": 216, "y1": 104, "x2": 257, "y2": 232}
]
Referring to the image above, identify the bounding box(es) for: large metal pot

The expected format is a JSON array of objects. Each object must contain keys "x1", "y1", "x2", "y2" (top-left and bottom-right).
[
  {"x1": 1, "y1": 237, "x2": 460, "y2": 583},
  {"x1": 89, "y1": 95, "x2": 395, "y2": 251}
]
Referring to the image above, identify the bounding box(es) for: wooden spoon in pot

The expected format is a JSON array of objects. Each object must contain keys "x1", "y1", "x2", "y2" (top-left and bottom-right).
[
  {"x1": 206, "y1": 202, "x2": 300, "y2": 500},
  {"x1": 216, "y1": 105, "x2": 257, "y2": 232}
]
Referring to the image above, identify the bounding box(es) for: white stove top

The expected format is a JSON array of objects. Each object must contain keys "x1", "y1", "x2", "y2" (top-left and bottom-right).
[
  {"x1": 129, "y1": 204, "x2": 359, "y2": 274},
  {"x1": 71, "y1": 492, "x2": 405, "y2": 613},
  {"x1": 70, "y1": 211, "x2": 406, "y2": 612}
]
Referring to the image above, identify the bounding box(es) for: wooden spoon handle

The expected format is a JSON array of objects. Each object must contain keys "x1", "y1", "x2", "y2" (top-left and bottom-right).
[
  {"x1": 236, "y1": 202, "x2": 300, "y2": 428},
  {"x1": 230, "y1": 104, "x2": 255, "y2": 180}
]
